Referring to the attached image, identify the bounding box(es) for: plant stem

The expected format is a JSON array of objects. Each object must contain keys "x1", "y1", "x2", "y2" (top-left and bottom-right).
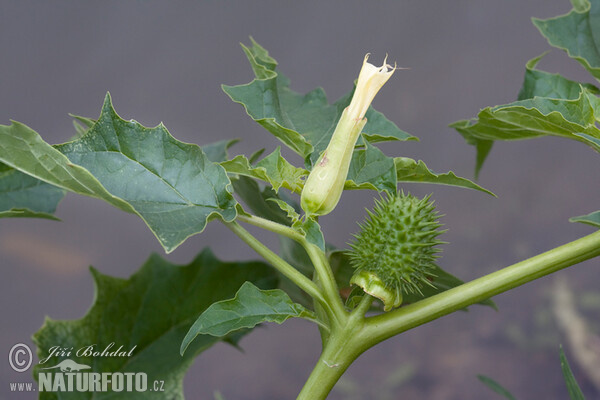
[
  {"x1": 296, "y1": 314, "x2": 369, "y2": 400},
  {"x1": 351, "y1": 294, "x2": 373, "y2": 318},
  {"x1": 224, "y1": 221, "x2": 327, "y2": 310},
  {"x1": 236, "y1": 214, "x2": 304, "y2": 242},
  {"x1": 296, "y1": 230, "x2": 600, "y2": 399},
  {"x1": 304, "y1": 243, "x2": 348, "y2": 326},
  {"x1": 236, "y1": 212, "x2": 348, "y2": 325},
  {"x1": 362, "y1": 230, "x2": 600, "y2": 347}
]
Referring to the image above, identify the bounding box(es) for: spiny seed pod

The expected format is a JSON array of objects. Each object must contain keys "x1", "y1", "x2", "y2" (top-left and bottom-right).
[{"x1": 348, "y1": 192, "x2": 445, "y2": 311}]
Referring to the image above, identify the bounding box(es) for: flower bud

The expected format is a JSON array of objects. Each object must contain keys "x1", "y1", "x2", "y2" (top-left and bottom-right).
[{"x1": 301, "y1": 55, "x2": 395, "y2": 216}]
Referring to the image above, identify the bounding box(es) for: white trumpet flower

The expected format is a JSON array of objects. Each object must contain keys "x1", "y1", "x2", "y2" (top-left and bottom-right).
[{"x1": 301, "y1": 55, "x2": 396, "y2": 216}]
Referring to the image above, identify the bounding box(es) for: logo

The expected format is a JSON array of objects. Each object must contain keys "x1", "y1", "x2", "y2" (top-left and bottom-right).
[
  {"x1": 8, "y1": 343, "x2": 32, "y2": 373},
  {"x1": 7, "y1": 342, "x2": 164, "y2": 394}
]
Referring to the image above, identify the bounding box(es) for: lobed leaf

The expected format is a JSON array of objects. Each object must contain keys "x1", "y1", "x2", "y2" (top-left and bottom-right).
[
  {"x1": 0, "y1": 94, "x2": 238, "y2": 253},
  {"x1": 181, "y1": 281, "x2": 315, "y2": 353},
  {"x1": 533, "y1": 0, "x2": 600, "y2": 81},
  {"x1": 451, "y1": 57, "x2": 600, "y2": 174},
  {"x1": 394, "y1": 157, "x2": 495, "y2": 196},
  {"x1": 221, "y1": 147, "x2": 307, "y2": 193},
  {"x1": 33, "y1": 249, "x2": 278, "y2": 399}
]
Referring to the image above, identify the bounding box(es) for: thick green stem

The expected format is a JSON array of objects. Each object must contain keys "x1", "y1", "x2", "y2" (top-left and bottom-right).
[
  {"x1": 224, "y1": 221, "x2": 327, "y2": 310},
  {"x1": 296, "y1": 313, "x2": 370, "y2": 400},
  {"x1": 362, "y1": 230, "x2": 600, "y2": 347},
  {"x1": 297, "y1": 231, "x2": 600, "y2": 399}
]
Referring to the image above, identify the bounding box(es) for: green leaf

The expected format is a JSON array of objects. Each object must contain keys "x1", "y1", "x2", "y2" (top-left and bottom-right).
[
  {"x1": 268, "y1": 198, "x2": 301, "y2": 222},
  {"x1": 202, "y1": 139, "x2": 239, "y2": 163},
  {"x1": 0, "y1": 94, "x2": 238, "y2": 253},
  {"x1": 394, "y1": 157, "x2": 495, "y2": 196},
  {"x1": 570, "y1": 210, "x2": 600, "y2": 227},
  {"x1": 70, "y1": 114, "x2": 97, "y2": 130},
  {"x1": 451, "y1": 87, "x2": 600, "y2": 148},
  {"x1": 0, "y1": 163, "x2": 65, "y2": 220},
  {"x1": 33, "y1": 248, "x2": 278, "y2": 400},
  {"x1": 221, "y1": 147, "x2": 307, "y2": 193},
  {"x1": 231, "y1": 176, "x2": 292, "y2": 226},
  {"x1": 332, "y1": 89, "x2": 417, "y2": 154},
  {"x1": 451, "y1": 55, "x2": 600, "y2": 175},
  {"x1": 345, "y1": 139, "x2": 397, "y2": 193},
  {"x1": 560, "y1": 346, "x2": 586, "y2": 400},
  {"x1": 69, "y1": 114, "x2": 97, "y2": 139},
  {"x1": 518, "y1": 54, "x2": 600, "y2": 100},
  {"x1": 223, "y1": 39, "x2": 416, "y2": 162},
  {"x1": 293, "y1": 216, "x2": 326, "y2": 251},
  {"x1": 477, "y1": 375, "x2": 517, "y2": 400},
  {"x1": 533, "y1": 1, "x2": 600, "y2": 80},
  {"x1": 182, "y1": 281, "x2": 315, "y2": 353}
]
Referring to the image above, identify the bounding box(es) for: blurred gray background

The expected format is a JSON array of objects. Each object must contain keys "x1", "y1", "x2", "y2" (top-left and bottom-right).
[{"x1": 1, "y1": 1, "x2": 599, "y2": 399}]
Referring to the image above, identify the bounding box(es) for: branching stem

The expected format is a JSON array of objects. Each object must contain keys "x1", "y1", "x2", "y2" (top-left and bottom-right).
[
  {"x1": 235, "y1": 213, "x2": 348, "y2": 326},
  {"x1": 297, "y1": 230, "x2": 600, "y2": 399},
  {"x1": 224, "y1": 221, "x2": 328, "y2": 311}
]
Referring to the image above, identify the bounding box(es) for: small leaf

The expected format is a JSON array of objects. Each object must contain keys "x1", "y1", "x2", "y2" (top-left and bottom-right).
[
  {"x1": 33, "y1": 248, "x2": 278, "y2": 399},
  {"x1": 0, "y1": 163, "x2": 65, "y2": 220},
  {"x1": 533, "y1": 2, "x2": 600, "y2": 81},
  {"x1": 570, "y1": 210, "x2": 600, "y2": 227},
  {"x1": 69, "y1": 114, "x2": 97, "y2": 129},
  {"x1": 231, "y1": 176, "x2": 292, "y2": 226},
  {"x1": 394, "y1": 157, "x2": 495, "y2": 196},
  {"x1": 293, "y1": 216, "x2": 326, "y2": 251},
  {"x1": 477, "y1": 375, "x2": 518, "y2": 400},
  {"x1": 345, "y1": 139, "x2": 397, "y2": 193},
  {"x1": 221, "y1": 147, "x2": 307, "y2": 193},
  {"x1": 560, "y1": 346, "x2": 586, "y2": 400},
  {"x1": 268, "y1": 198, "x2": 301, "y2": 222},
  {"x1": 202, "y1": 139, "x2": 239, "y2": 163},
  {"x1": 0, "y1": 94, "x2": 238, "y2": 253},
  {"x1": 70, "y1": 114, "x2": 97, "y2": 139},
  {"x1": 182, "y1": 281, "x2": 315, "y2": 353}
]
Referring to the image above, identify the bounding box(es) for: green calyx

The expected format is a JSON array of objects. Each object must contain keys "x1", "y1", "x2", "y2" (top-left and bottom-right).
[{"x1": 348, "y1": 192, "x2": 445, "y2": 311}]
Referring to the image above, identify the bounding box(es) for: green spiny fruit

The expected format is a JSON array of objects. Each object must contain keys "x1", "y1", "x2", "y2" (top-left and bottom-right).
[{"x1": 348, "y1": 192, "x2": 445, "y2": 311}]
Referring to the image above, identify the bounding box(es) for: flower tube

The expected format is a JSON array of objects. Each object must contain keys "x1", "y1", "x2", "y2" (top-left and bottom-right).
[{"x1": 301, "y1": 55, "x2": 395, "y2": 216}]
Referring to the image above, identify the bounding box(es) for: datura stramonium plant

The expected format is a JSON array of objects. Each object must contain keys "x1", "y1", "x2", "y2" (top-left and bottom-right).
[{"x1": 300, "y1": 54, "x2": 396, "y2": 216}]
